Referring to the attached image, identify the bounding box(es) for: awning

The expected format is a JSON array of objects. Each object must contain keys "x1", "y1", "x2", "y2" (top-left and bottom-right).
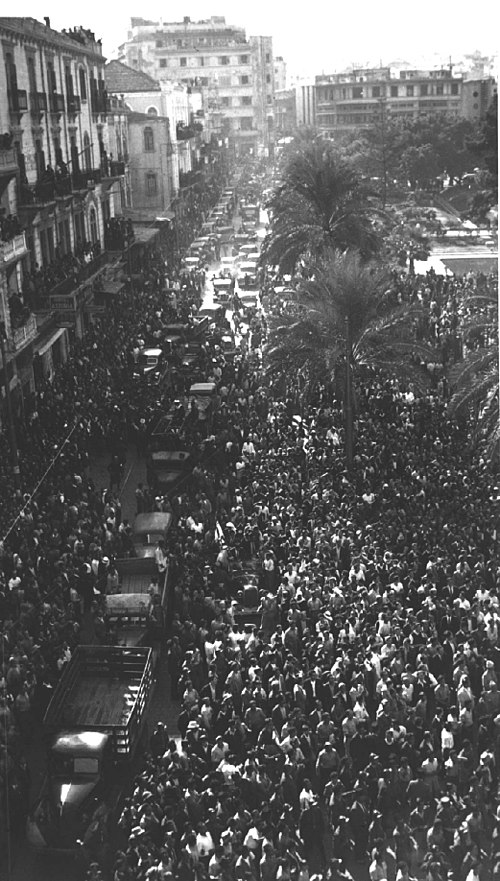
[
  {"x1": 34, "y1": 327, "x2": 66, "y2": 356},
  {"x1": 131, "y1": 226, "x2": 160, "y2": 245},
  {"x1": 96, "y1": 281, "x2": 125, "y2": 296}
]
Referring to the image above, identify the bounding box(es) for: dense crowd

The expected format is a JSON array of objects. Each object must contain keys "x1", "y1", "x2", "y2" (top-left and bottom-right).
[{"x1": 0, "y1": 160, "x2": 499, "y2": 881}]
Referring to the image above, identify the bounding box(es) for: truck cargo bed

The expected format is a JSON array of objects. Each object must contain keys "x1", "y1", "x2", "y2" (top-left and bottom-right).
[
  {"x1": 61, "y1": 676, "x2": 140, "y2": 727},
  {"x1": 44, "y1": 645, "x2": 153, "y2": 760}
]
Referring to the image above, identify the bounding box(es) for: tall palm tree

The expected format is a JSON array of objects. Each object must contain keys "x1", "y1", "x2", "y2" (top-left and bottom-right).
[
  {"x1": 448, "y1": 288, "x2": 499, "y2": 461},
  {"x1": 265, "y1": 249, "x2": 435, "y2": 463},
  {"x1": 261, "y1": 139, "x2": 380, "y2": 275}
]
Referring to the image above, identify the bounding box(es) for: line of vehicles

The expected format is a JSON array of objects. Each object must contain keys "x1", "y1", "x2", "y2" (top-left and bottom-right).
[{"x1": 24, "y1": 168, "x2": 271, "y2": 870}]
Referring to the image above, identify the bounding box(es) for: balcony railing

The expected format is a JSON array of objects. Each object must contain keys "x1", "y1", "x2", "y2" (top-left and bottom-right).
[
  {"x1": 7, "y1": 89, "x2": 28, "y2": 113},
  {"x1": 49, "y1": 92, "x2": 65, "y2": 113},
  {"x1": 90, "y1": 93, "x2": 109, "y2": 114},
  {"x1": 30, "y1": 91, "x2": 48, "y2": 113},
  {"x1": 67, "y1": 95, "x2": 81, "y2": 114},
  {"x1": 1, "y1": 233, "x2": 27, "y2": 265},
  {"x1": 0, "y1": 148, "x2": 18, "y2": 172},
  {"x1": 109, "y1": 159, "x2": 125, "y2": 176},
  {"x1": 12, "y1": 313, "x2": 37, "y2": 350},
  {"x1": 72, "y1": 168, "x2": 102, "y2": 189}
]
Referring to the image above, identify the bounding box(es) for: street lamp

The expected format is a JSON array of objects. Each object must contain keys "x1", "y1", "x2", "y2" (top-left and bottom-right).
[{"x1": 0, "y1": 321, "x2": 21, "y2": 490}]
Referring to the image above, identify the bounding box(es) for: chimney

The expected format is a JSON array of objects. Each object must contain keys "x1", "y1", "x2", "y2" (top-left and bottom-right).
[{"x1": 44, "y1": 16, "x2": 50, "y2": 27}]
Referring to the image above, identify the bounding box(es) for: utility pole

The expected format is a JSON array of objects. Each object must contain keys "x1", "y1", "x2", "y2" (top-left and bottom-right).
[
  {"x1": 344, "y1": 315, "x2": 354, "y2": 469},
  {"x1": 0, "y1": 322, "x2": 21, "y2": 490}
]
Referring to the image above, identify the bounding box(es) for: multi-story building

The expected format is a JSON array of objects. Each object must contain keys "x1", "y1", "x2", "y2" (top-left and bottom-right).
[
  {"x1": 314, "y1": 66, "x2": 498, "y2": 137},
  {"x1": 0, "y1": 17, "x2": 129, "y2": 417},
  {"x1": 274, "y1": 56, "x2": 287, "y2": 92},
  {"x1": 119, "y1": 16, "x2": 275, "y2": 157}
]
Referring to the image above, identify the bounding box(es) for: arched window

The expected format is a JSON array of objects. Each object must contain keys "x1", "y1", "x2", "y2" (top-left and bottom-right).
[
  {"x1": 89, "y1": 207, "x2": 98, "y2": 243},
  {"x1": 79, "y1": 67, "x2": 87, "y2": 101},
  {"x1": 147, "y1": 106, "x2": 159, "y2": 116},
  {"x1": 143, "y1": 126, "x2": 154, "y2": 152}
]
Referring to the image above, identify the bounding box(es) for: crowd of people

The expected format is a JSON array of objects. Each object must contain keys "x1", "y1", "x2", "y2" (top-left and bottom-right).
[{"x1": 0, "y1": 159, "x2": 499, "y2": 881}]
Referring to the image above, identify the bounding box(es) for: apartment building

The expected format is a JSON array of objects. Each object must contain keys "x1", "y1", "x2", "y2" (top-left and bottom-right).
[
  {"x1": 0, "y1": 17, "x2": 129, "y2": 414},
  {"x1": 120, "y1": 16, "x2": 275, "y2": 157},
  {"x1": 314, "y1": 66, "x2": 498, "y2": 136}
]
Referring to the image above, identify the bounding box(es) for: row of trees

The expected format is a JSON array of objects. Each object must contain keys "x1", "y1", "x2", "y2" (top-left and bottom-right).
[{"x1": 260, "y1": 112, "x2": 498, "y2": 464}]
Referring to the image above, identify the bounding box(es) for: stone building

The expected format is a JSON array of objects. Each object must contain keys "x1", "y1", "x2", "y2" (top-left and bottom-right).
[
  {"x1": 119, "y1": 16, "x2": 275, "y2": 157},
  {"x1": 0, "y1": 17, "x2": 129, "y2": 418},
  {"x1": 314, "y1": 66, "x2": 498, "y2": 137}
]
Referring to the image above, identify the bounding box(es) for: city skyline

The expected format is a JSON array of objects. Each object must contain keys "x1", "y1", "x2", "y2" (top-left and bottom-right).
[{"x1": 9, "y1": 0, "x2": 498, "y2": 80}]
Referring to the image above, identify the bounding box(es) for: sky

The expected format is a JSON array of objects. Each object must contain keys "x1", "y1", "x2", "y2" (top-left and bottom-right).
[{"x1": 10, "y1": 0, "x2": 499, "y2": 79}]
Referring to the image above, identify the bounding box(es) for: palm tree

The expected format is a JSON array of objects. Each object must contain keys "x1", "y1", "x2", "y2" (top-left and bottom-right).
[
  {"x1": 265, "y1": 249, "x2": 435, "y2": 464},
  {"x1": 448, "y1": 288, "x2": 499, "y2": 461},
  {"x1": 261, "y1": 139, "x2": 380, "y2": 275}
]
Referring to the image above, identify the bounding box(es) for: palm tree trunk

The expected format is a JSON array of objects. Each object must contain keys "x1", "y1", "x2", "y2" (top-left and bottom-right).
[{"x1": 345, "y1": 316, "x2": 354, "y2": 469}]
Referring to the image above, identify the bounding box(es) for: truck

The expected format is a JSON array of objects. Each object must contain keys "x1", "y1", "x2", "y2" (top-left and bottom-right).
[
  {"x1": 26, "y1": 645, "x2": 154, "y2": 855},
  {"x1": 106, "y1": 555, "x2": 170, "y2": 650}
]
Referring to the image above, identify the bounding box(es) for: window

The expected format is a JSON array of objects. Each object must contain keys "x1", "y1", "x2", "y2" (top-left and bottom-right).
[
  {"x1": 65, "y1": 64, "x2": 74, "y2": 98},
  {"x1": 219, "y1": 56, "x2": 229, "y2": 65},
  {"x1": 47, "y1": 61, "x2": 57, "y2": 93},
  {"x1": 221, "y1": 96, "x2": 231, "y2": 107},
  {"x1": 155, "y1": 40, "x2": 163, "y2": 48},
  {"x1": 353, "y1": 87, "x2": 363, "y2": 99},
  {"x1": 180, "y1": 57, "x2": 187, "y2": 67},
  {"x1": 27, "y1": 56, "x2": 37, "y2": 93},
  {"x1": 372, "y1": 86, "x2": 380, "y2": 98},
  {"x1": 240, "y1": 55, "x2": 249, "y2": 64},
  {"x1": 420, "y1": 84, "x2": 428, "y2": 96},
  {"x1": 241, "y1": 75, "x2": 249, "y2": 85},
  {"x1": 79, "y1": 68, "x2": 87, "y2": 101},
  {"x1": 267, "y1": 95, "x2": 272, "y2": 104},
  {"x1": 266, "y1": 74, "x2": 271, "y2": 83},
  {"x1": 219, "y1": 76, "x2": 231, "y2": 87},
  {"x1": 82, "y1": 132, "x2": 91, "y2": 170},
  {"x1": 89, "y1": 207, "x2": 98, "y2": 242},
  {"x1": 451, "y1": 83, "x2": 459, "y2": 95},
  {"x1": 144, "y1": 126, "x2": 154, "y2": 151},
  {"x1": 146, "y1": 172, "x2": 157, "y2": 195},
  {"x1": 241, "y1": 96, "x2": 252, "y2": 106},
  {"x1": 473, "y1": 90, "x2": 479, "y2": 97},
  {"x1": 390, "y1": 85, "x2": 398, "y2": 97},
  {"x1": 241, "y1": 117, "x2": 252, "y2": 130},
  {"x1": 147, "y1": 106, "x2": 158, "y2": 116},
  {"x1": 406, "y1": 85, "x2": 414, "y2": 97},
  {"x1": 265, "y1": 53, "x2": 270, "y2": 63},
  {"x1": 159, "y1": 58, "x2": 167, "y2": 68},
  {"x1": 200, "y1": 77, "x2": 209, "y2": 86},
  {"x1": 198, "y1": 57, "x2": 205, "y2": 67}
]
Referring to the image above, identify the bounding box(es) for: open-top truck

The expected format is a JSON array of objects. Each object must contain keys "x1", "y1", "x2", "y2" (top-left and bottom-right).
[
  {"x1": 27, "y1": 645, "x2": 154, "y2": 856},
  {"x1": 106, "y1": 555, "x2": 170, "y2": 651}
]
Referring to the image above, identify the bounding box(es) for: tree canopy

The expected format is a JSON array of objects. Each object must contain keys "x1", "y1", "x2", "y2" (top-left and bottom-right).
[{"x1": 261, "y1": 140, "x2": 380, "y2": 275}]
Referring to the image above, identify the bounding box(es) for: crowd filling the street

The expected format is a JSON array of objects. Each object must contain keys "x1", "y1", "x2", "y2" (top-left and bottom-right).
[{"x1": 0, "y1": 152, "x2": 499, "y2": 881}]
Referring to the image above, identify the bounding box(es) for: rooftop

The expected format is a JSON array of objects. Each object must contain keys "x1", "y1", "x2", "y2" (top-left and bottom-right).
[{"x1": 105, "y1": 59, "x2": 161, "y2": 93}]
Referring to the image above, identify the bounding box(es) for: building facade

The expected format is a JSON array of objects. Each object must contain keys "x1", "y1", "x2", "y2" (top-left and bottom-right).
[
  {"x1": 0, "y1": 17, "x2": 129, "y2": 419},
  {"x1": 120, "y1": 16, "x2": 275, "y2": 157},
  {"x1": 314, "y1": 67, "x2": 498, "y2": 137}
]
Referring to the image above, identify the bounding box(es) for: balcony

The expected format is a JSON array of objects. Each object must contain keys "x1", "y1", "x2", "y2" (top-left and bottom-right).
[
  {"x1": 72, "y1": 168, "x2": 102, "y2": 189},
  {"x1": 1, "y1": 233, "x2": 28, "y2": 266},
  {"x1": 7, "y1": 89, "x2": 28, "y2": 113},
  {"x1": 109, "y1": 159, "x2": 125, "y2": 176},
  {"x1": 12, "y1": 313, "x2": 37, "y2": 350},
  {"x1": 67, "y1": 95, "x2": 81, "y2": 114},
  {"x1": 30, "y1": 91, "x2": 48, "y2": 114},
  {"x1": 0, "y1": 147, "x2": 18, "y2": 177},
  {"x1": 49, "y1": 92, "x2": 65, "y2": 114},
  {"x1": 90, "y1": 93, "x2": 109, "y2": 115}
]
